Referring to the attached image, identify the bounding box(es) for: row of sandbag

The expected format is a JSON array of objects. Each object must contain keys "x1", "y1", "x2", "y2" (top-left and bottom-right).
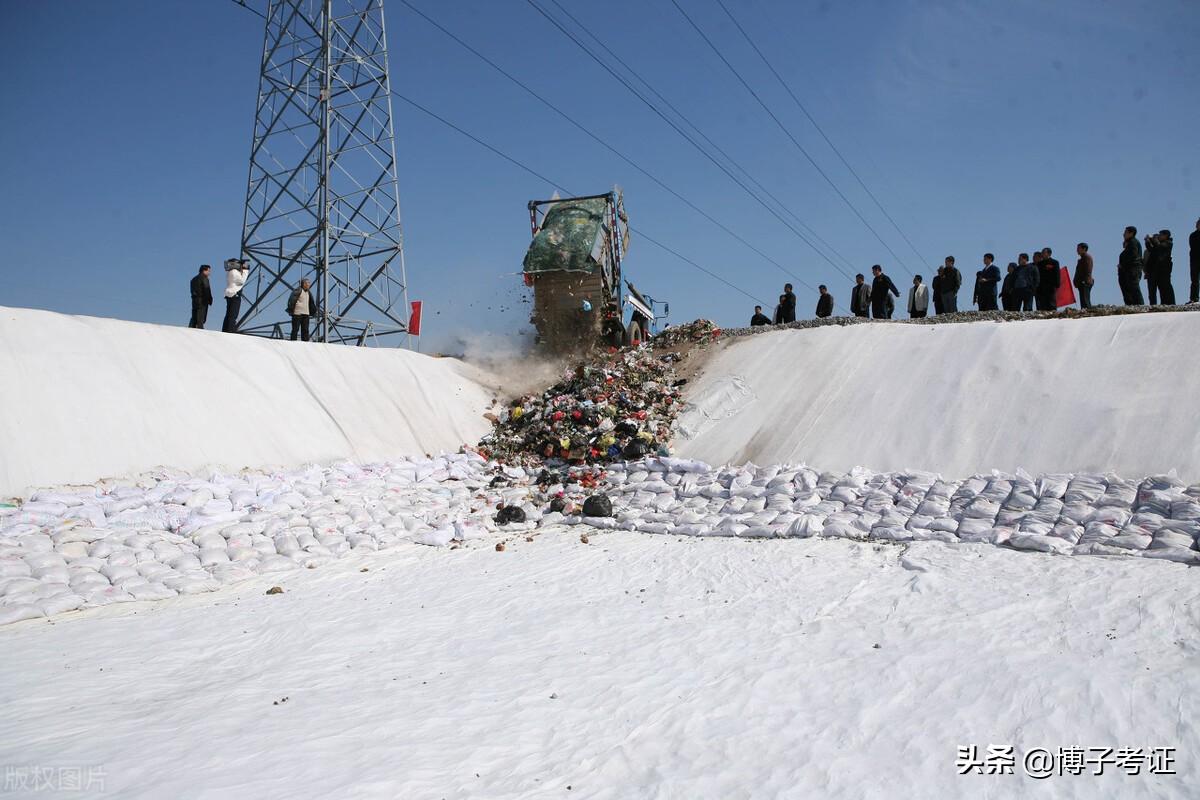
[
  {"x1": 0, "y1": 454, "x2": 551, "y2": 625},
  {"x1": 557, "y1": 459, "x2": 1200, "y2": 565}
]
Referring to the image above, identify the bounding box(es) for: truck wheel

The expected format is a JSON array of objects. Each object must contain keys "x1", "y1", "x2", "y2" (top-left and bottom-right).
[{"x1": 627, "y1": 320, "x2": 645, "y2": 347}]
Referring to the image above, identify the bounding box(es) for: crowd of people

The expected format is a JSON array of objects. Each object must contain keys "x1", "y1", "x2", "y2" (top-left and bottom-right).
[
  {"x1": 189, "y1": 260, "x2": 318, "y2": 341},
  {"x1": 749, "y1": 219, "x2": 1200, "y2": 325}
]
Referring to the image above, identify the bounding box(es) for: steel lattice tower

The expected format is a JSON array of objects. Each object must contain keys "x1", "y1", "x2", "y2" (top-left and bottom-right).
[{"x1": 237, "y1": 0, "x2": 408, "y2": 344}]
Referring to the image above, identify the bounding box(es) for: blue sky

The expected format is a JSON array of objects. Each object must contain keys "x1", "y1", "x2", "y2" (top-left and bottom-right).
[{"x1": 2, "y1": 0, "x2": 1197, "y2": 351}]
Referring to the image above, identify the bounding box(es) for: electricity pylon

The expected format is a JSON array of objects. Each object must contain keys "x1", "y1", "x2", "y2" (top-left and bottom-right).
[{"x1": 236, "y1": 0, "x2": 409, "y2": 344}]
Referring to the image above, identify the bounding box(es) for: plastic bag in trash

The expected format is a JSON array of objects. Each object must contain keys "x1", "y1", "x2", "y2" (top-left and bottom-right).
[{"x1": 582, "y1": 494, "x2": 613, "y2": 518}]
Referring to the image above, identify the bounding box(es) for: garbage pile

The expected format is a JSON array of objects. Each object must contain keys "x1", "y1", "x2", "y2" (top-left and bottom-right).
[
  {"x1": 478, "y1": 346, "x2": 685, "y2": 466},
  {"x1": 652, "y1": 318, "x2": 721, "y2": 347}
]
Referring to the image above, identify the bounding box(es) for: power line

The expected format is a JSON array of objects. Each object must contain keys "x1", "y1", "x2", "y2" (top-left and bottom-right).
[
  {"x1": 523, "y1": 0, "x2": 860, "y2": 285},
  {"x1": 543, "y1": 0, "x2": 858, "y2": 275},
  {"x1": 396, "y1": 0, "x2": 821, "y2": 297},
  {"x1": 714, "y1": 0, "x2": 929, "y2": 267},
  {"x1": 226, "y1": 0, "x2": 768, "y2": 307},
  {"x1": 668, "y1": 0, "x2": 916, "y2": 278},
  {"x1": 228, "y1": 0, "x2": 264, "y2": 19},
  {"x1": 387, "y1": 95, "x2": 768, "y2": 306}
]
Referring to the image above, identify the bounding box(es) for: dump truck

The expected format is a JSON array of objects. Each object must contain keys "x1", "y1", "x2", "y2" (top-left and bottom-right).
[{"x1": 522, "y1": 189, "x2": 666, "y2": 352}]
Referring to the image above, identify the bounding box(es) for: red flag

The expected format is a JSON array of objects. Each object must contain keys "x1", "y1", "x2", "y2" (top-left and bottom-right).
[
  {"x1": 1056, "y1": 267, "x2": 1076, "y2": 308},
  {"x1": 408, "y1": 301, "x2": 422, "y2": 336}
]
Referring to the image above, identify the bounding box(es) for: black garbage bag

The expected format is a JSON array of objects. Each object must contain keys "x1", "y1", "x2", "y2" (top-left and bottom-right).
[
  {"x1": 614, "y1": 421, "x2": 639, "y2": 437},
  {"x1": 494, "y1": 504, "x2": 527, "y2": 525},
  {"x1": 582, "y1": 494, "x2": 613, "y2": 518},
  {"x1": 621, "y1": 441, "x2": 648, "y2": 460},
  {"x1": 548, "y1": 497, "x2": 566, "y2": 514}
]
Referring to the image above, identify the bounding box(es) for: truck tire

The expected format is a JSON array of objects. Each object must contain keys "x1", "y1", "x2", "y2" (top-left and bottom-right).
[{"x1": 626, "y1": 319, "x2": 645, "y2": 347}]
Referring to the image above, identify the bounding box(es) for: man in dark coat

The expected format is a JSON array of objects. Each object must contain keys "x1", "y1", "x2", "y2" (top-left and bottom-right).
[
  {"x1": 869, "y1": 265, "x2": 900, "y2": 319},
  {"x1": 749, "y1": 305, "x2": 771, "y2": 326},
  {"x1": 975, "y1": 253, "x2": 1001, "y2": 311},
  {"x1": 815, "y1": 285, "x2": 834, "y2": 318},
  {"x1": 940, "y1": 257, "x2": 961, "y2": 312},
  {"x1": 1190, "y1": 218, "x2": 1200, "y2": 304},
  {"x1": 189, "y1": 265, "x2": 213, "y2": 329},
  {"x1": 1157, "y1": 229, "x2": 1176, "y2": 305},
  {"x1": 1118, "y1": 225, "x2": 1144, "y2": 305},
  {"x1": 849, "y1": 274, "x2": 871, "y2": 317},
  {"x1": 1144, "y1": 232, "x2": 1161, "y2": 305},
  {"x1": 1036, "y1": 247, "x2": 1061, "y2": 310},
  {"x1": 773, "y1": 283, "x2": 797, "y2": 324},
  {"x1": 1074, "y1": 243, "x2": 1094, "y2": 309},
  {"x1": 1013, "y1": 253, "x2": 1038, "y2": 311},
  {"x1": 1144, "y1": 230, "x2": 1176, "y2": 305},
  {"x1": 1000, "y1": 263, "x2": 1018, "y2": 311},
  {"x1": 931, "y1": 267, "x2": 944, "y2": 315}
]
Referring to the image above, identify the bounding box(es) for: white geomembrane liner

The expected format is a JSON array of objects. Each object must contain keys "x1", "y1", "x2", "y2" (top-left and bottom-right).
[
  {"x1": 0, "y1": 306, "x2": 495, "y2": 498},
  {"x1": 674, "y1": 312, "x2": 1200, "y2": 479}
]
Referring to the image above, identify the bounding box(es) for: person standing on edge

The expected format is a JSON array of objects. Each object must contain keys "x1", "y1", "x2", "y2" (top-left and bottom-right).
[
  {"x1": 750, "y1": 305, "x2": 771, "y2": 326},
  {"x1": 1074, "y1": 243, "x2": 1094, "y2": 309},
  {"x1": 1031, "y1": 249, "x2": 1044, "y2": 308},
  {"x1": 976, "y1": 253, "x2": 1001, "y2": 311},
  {"x1": 1118, "y1": 225, "x2": 1144, "y2": 305},
  {"x1": 1158, "y1": 229, "x2": 1176, "y2": 304},
  {"x1": 940, "y1": 257, "x2": 961, "y2": 313},
  {"x1": 870, "y1": 265, "x2": 900, "y2": 319},
  {"x1": 1014, "y1": 253, "x2": 1038, "y2": 311},
  {"x1": 1000, "y1": 263, "x2": 1017, "y2": 310},
  {"x1": 1143, "y1": 232, "x2": 1161, "y2": 304},
  {"x1": 1036, "y1": 247, "x2": 1061, "y2": 310},
  {"x1": 908, "y1": 274, "x2": 929, "y2": 318},
  {"x1": 1145, "y1": 230, "x2": 1175, "y2": 305},
  {"x1": 1189, "y1": 218, "x2": 1200, "y2": 304},
  {"x1": 222, "y1": 258, "x2": 250, "y2": 333},
  {"x1": 931, "y1": 267, "x2": 945, "y2": 315},
  {"x1": 189, "y1": 265, "x2": 213, "y2": 329},
  {"x1": 773, "y1": 283, "x2": 797, "y2": 324},
  {"x1": 287, "y1": 278, "x2": 317, "y2": 342},
  {"x1": 849, "y1": 273, "x2": 871, "y2": 317},
  {"x1": 815, "y1": 285, "x2": 833, "y2": 318}
]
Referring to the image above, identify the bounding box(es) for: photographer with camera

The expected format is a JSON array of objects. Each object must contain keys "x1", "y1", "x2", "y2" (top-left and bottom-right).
[{"x1": 222, "y1": 258, "x2": 251, "y2": 333}]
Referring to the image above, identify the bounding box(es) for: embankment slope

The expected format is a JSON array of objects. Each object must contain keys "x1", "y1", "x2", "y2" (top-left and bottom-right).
[
  {"x1": 676, "y1": 311, "x2": 1200, "y2": 480},
  {"x1": 0, "y1": 307, "x2": 494, "y2": 497}
]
